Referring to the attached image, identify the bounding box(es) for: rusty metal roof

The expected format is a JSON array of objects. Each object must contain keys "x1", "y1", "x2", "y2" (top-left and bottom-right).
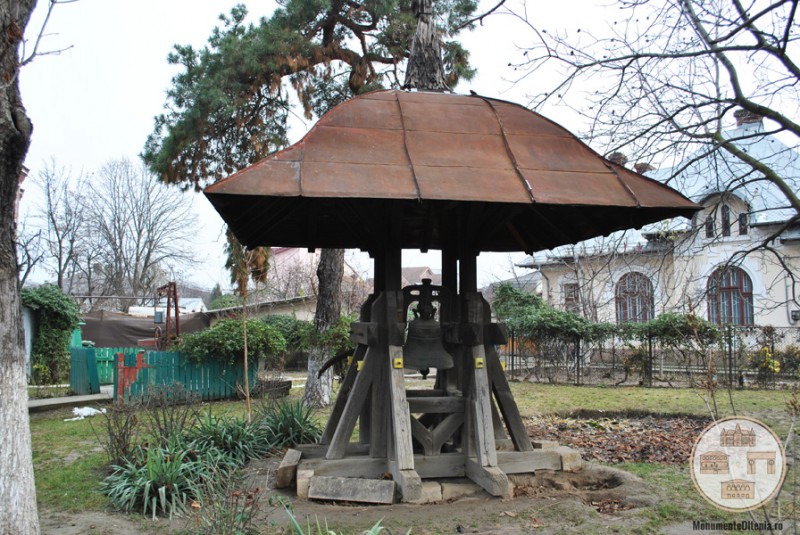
[{"x1": 205, "y1": 90, "x2": 699, "y2": 254}]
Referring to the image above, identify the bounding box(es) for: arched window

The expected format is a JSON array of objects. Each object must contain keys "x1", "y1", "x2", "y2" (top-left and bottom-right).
[
  {"x1": 707, "y1": 267, "x2": 754, "y2": 325},
  {"x1": 615, "y1": 273, "x2": 654, "y2": 323},
  {"x1": 721, "y1": 204, "x2": 731, "y2": 236}
]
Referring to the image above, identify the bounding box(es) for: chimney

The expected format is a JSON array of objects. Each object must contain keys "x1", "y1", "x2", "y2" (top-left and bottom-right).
[
  {"x1": 607, "y1": 152, "x2": 628, "y2": 166},
  {"x1": 634, "y1": 162, "x2": 655, "y2": 175},
  {"x1": 734, "y1": 109, "x2": 763, "y2": 126}
]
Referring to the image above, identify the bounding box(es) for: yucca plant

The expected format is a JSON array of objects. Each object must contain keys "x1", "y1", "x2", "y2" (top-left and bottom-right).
[
  {"x1": 257, "y1": 398, "x2": 322, "y2": 449},
  {"x1": 103, "y1": 438, "x2": 207, "y2": 519},
  {"x1": 187, "y1": 411, "x2": 274, "y2": 465}
]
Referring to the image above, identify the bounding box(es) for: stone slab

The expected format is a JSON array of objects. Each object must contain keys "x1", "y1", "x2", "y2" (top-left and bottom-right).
[
  {"x1": 308, "y1": 476, "x2": 396, "y2": 504},
  {"x1": 296, "y1": 469, "x2": 314, "y2": 499},
  {"x1": 440, "y1": 479, "x2": 484, "y2": 501},
  {"x1": 532, "y1": 440, "x2": 559, "y2": 450},
  {"x1": 556, "y1": 446, "x2": 583, "y2": 472},
  {"x1": 276, "y1": 449, "x2": 302, "y2": 489},
  {"x1": 408, "y1": 481, "x2": 443, "y2": 504}
]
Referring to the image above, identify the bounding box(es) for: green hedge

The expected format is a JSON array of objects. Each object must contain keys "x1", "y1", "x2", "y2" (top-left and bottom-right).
[{"x1": 179, "y1": 319, "x2": 286, "y2": 366}]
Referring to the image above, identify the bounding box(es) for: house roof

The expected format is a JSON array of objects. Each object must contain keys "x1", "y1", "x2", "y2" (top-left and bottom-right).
[
  {"x1": 650, "y1": 120, "x2": 800, "y2": 225},
  {"x1": 521, "y1": 117, "x2": 800, "y2": 266},
  {"x1": 401, "y1": 266, "x2": 441, "y2": 286},
  {"x1": 483, "y1": 271, "x2": 543, "y2": 300}
]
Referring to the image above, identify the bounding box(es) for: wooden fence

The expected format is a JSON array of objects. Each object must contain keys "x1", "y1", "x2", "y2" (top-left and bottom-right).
[
  {"x1": 94, "y1": 347, "x2": 128, "y2": 385},
  {"x1": 112, "y1": 350, "x2": 257, "y2": 403},
  {"x1": 69, "y1": 347, "x2": 100, "y2": 395}
]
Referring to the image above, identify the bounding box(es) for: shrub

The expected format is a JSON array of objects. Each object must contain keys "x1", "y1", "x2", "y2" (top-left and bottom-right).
[
  {"x1": 180, "y1": 318, "x2": 287, "y2": 366},
  {"x1": 190, "y1": 472, "x2": 261, "y2": 535},
  {"x1": 187, "y1": 411, "x2": 275, "y2": 464},
  {"x1": 21, "y1": 284, "x2": 80, "y2": 384},
  {"x1": 257, "y1": 398, "x2": 322, "y2": 449},
  {"x1": 93, "y1": 400, "x2": 142, "y2": 466},
  {"x1": 141, "y1": 385, "x2": 201, "y2": 448},
  {"x1": 261, "y1": 315, "x2": 313, "y2": 354},
  {"x1": 103, "y1": 438, "x2": 205, "y2": 519}
]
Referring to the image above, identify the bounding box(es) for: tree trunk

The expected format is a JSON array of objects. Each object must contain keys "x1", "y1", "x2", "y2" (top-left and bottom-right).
[
  {"x1": 403, "y1": 0, "x2": 449, "y2": 91},
  {"x1": 302, "y1": 248, "x2": 344, "y2": 407},
  {"x1": 0, "y1": 1, "x2": 41, "y2": 532}
]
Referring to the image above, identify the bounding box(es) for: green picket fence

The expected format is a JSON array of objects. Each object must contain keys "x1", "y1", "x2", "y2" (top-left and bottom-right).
[
  {"x1": 95, "y1": 347, "x2": 133, "y2": 385},
  {"x1": 70, "y1": 347, "x2": 100, "y2": 395},
  {"x1": 112, "y1": 350, "x2": 257, "y2": 403}
]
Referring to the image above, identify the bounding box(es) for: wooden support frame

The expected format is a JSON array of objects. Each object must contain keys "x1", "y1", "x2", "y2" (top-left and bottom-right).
[{"x1": 306, "y1": 248, "x2": 574, "y2": 504}]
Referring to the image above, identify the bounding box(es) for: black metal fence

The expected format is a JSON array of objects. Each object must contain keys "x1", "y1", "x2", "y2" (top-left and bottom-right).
[{"x1": 501, "y1": 325, "x2": 800, "y2": 388}]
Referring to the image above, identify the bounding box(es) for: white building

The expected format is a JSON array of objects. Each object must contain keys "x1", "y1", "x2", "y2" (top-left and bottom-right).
[{"x1": 521, "y1": 111, "x2": 800, "y2": 328}]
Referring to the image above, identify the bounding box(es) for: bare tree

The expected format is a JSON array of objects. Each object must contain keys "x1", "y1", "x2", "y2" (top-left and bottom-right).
[
  {"x1": 513, "y1": 0, "x2": 800, "y2": 220},
  {"x1": 15, "y1": 220, "x2": 43, "y2": 287},
  {"x1": 34, "y1": 159, "x2": 84, "y2": 291},
  {"x1": 503, "y1": 0, "x2": 800, "y2": 324},
  {"x1": 83, "y1": 159, "x2": 197, "y2": 309}
]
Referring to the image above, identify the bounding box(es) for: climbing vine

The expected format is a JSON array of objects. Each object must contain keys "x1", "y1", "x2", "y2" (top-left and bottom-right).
[{"x1": 21, "y1": 284, "x2": 81, "y2": 384}]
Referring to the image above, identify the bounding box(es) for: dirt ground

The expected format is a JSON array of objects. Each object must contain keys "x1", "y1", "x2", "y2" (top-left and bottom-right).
[
  {"x1": 38, "y1": 411, "x2": 765, "y2": 534},
  {"x1": 39, "y1": 462, "x2": 692, "y2": 535}
]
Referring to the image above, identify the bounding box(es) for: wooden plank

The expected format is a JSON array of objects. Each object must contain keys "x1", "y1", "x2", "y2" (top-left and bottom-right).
[
  {"x1": 349, "y1": 322, "x2": 378, "y2": 346},
  {"x1": 490, "y1": 394, "x2": 509, "y2": 440},
  {"x1": 391, "y1": 469, "x2": 422, "y2": 503},
  {"x1": 301, "y1": 456, "x2": 387, "y2": 479},
  {"x1": 388, "y1": 344, "x2": 414, "y2": 470},
  {"x1": 369, "y1": 294, "x2": 388, "y2": 458},
  {"x1": 431, "y1": 412, "x2": 465, "y2": 453},
  {"x1": 409, "y1": 416, "x2": 433, "y2": 456},
  {"x1": 297, "y1": 443, "x2": 371, "y2": 459},
  {"x1": 321, "y1": 344, "x2": 364, "y2": 445},
  {"x1": 308, "y1": 476, "x2": 395, "y2": 504},
  {"x1": 486, "y1": 344, "x2": 533, "y2": 451},
  {"x1": 471, "y1": 343, "x2": 497, "y2": 467},
  {"x1": 408, "y1": 397, "x2": 465, "y2": 414},
  {"x1": 405, "y1": 389, "x2": 448, "y2": 398},
  {"x1": 326, "y1": 349, "x2": 375, "y2": 459},
  {"x1": 465, "y1": 459, "x2": 512, "y2": 498},
  {"x1": 409, "y1": 453, "x2": 467, "y2": 479},
  {"x1": 276, "y1": 449, "x2": 303, "y2": 489},
  {"x1": 496, "y1": 450, "x2": 561, "y2": 474},
  {"x1": 304, "y1": 453, "x2": 467, "y2": 480}
]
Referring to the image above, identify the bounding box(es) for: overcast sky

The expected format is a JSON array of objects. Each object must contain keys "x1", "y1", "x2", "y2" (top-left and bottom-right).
[{"x1": 18, "y1": 0, "x2": 602, "y2": 291}]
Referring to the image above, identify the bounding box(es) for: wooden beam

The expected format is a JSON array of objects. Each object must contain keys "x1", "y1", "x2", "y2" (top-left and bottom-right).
[
  {"x1": 369, "y1": 294, "x2": 389, "y2": 457},
  {"x1": 326, "y1": 348, "x2": 375, "y2": 459},
  {"x1": 409, "y1": 416, "x2": 433, "y2": 455},
  {"x1": 391, "y1": 468, "x2": 423, "y2": 503},
  {"x1": 408, "y1": 396, "x2": 465, "y2": 414},
  {"x1": 308, "y1": 476, "x2": 395, "y2": 504},
  {"x1": 321, "y1": 344, "x2": 364, "y2": 445},
  {"x1": 465, "y1": 459, "x2": 512, "y2": 498},
  {"x1": 496, "y1": 450, "x2": 561, "y2": 474},
  {"x1": 471, "y1": 343, "x2": 498, "y2": 468},
  {"x1": 431, "y1": 412, "x2": 465, "y2": 453},
  {"x1": 301, "y1": 456, "x2": 386, "y2": 479},
  {"x1": 388, "y1": 344, "x2": 415, "y2": 469},
  {"x1": 486, "y1": 343, "x2": 533, "y2": 452}
]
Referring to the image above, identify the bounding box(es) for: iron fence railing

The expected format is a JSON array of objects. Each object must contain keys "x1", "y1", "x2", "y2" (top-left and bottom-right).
[{"x1": 501, "y1": 326, "x2": 800, "y2": 387}]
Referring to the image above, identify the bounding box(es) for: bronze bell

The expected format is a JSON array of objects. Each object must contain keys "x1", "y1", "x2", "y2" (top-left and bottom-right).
[{"x1": 404, "y1": 316, "x2": 454, "y2": 371}]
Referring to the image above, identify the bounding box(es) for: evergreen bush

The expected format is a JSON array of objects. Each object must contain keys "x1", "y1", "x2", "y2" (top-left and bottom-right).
[{"x1": 179, "y1": 318, "x2": 287, "y2": 366}]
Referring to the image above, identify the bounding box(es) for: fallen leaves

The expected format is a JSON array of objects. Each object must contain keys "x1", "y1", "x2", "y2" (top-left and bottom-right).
[
  {"x1": 592, "y1": 499, "x2": 635, "y2": 514},
  {"x1": 526, "y1": 412, "x2": 710, "y2": 464}
]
